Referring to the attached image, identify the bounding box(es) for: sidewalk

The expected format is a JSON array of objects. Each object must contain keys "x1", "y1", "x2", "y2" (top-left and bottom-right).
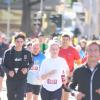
[{"x1": 1, "y1": 76, "x2": 7, "y2": 100}]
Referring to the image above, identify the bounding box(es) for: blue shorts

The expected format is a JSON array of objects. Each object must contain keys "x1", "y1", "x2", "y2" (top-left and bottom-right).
[{"x1": 26, "y1": 83, "x2": 41, "y2": 95}]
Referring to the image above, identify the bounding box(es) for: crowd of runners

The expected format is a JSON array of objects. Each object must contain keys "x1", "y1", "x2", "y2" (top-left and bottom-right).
[{"x1": 0, "y1": 31, "x2": 100, "y2": 100}]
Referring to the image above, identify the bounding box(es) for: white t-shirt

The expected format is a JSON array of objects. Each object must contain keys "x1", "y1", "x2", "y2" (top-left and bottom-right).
[{"x1": 39, "y1": 57, "x2": 69, "y2": 91}]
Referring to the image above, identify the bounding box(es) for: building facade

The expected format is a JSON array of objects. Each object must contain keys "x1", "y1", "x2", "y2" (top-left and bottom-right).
[{"x1": 79, "y1": 0, "x2": 100, "y2": 38}]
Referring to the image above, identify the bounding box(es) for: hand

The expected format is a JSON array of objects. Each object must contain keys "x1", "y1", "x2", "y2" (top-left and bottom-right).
[
  {"x1": 76, "y1": 92, "x2": 85, "y2": 100},
  {"x1": 62, "y1": 77, "x2": 69, "y2": 85},
  {"x1": 41, "y1": 69, "x2": 57, "y2": 80},
  {"x1": 21, "y1": 68, "x2": 28, "y2": 75},
  {"x1": 48, "y1": 69, "x2": 57, "y2": 76},
  {"x1": 96, "y1": 89, "x2": 100, "y2": 94},
  {"x1": 8, "y1": 71, "x2": 15, "y2": 77},
  {"x1": 31, "y1": 66, "x2": 35, "y2": 70},
  {"x1": 31, "y1": 66, "x2": 38, "y2": 70}
]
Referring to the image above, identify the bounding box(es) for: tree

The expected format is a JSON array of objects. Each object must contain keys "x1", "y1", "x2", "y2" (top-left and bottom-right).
[
  {"x1": 21, "y1": 0, "x2": 31, "y2": 35},
  {"x1": 71, "y1": 0, "x2": 77, "y2": 6},
  {"x1": 21, "y1": 0, "x2": 45, "y2": 35}
]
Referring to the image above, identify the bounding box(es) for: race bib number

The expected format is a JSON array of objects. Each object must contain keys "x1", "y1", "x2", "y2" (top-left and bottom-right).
[
  {"x1": 31, "y1": 65, "x2": 39, "y2": 71},
  {"x1": 47, "y1": 79, "x2": 57, "y2": 84}
]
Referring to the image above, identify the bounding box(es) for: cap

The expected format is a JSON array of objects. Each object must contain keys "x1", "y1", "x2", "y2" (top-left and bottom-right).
[{"x1": 48, "y1": 40, "x2": 60, "y2": 47}]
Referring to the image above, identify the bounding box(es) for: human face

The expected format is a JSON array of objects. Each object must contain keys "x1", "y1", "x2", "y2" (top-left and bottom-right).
[
  {"x1": 15, "y1": 38, "x2": 24, "y2": 49},
  {"x1": 50, "y1": 44, "x2": 59, "y2": 58},
  {"x1": 38, "y1": 36, "x2": 45, "y2": 44},
  {"x1": 32, "y1": 44, "x2": 40, "y2": 55},
  {"x1": 61, "y1": 36, "x2": 70, "y2": 48},
  {"x1": 27, "y1": 44, "x2": 33, "y2": 52},
  {"x1": 87, "y1": 43, "x2": 100, "y2": 62}
]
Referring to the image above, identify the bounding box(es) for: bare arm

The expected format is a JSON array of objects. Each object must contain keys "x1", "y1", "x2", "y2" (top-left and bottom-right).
[{"x1": 41, "y1": 69, "x2": 57, "y2": 80}]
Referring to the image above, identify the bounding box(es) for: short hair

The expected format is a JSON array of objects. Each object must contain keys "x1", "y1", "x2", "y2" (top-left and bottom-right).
[
  {"x1": 80, "y1": 39, "x2": 87, "y2": 44},
  {"x1": 61, "y1": 34, "x2": 70, "y2": 39},
  {"x1": 86, "y1": 41, "x2": 100, "y2": 51},
  {"x1": 38, "y1": 34, "x2": 44, "y2": 37},
  {"x1": 14, "y1": 34, "x2": 26, "y2": 41}
]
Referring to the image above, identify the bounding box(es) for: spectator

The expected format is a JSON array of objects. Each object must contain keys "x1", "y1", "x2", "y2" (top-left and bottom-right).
[
  {"x1": 2, "y1": 33, "x2": 33, "y2": 100},
  {"x1": 70, "y1": 41, "x2": 100, "y2": 100}
]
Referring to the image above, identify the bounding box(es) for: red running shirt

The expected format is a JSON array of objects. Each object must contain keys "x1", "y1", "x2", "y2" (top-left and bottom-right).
[{"x1": 59, "y1": 46, "x2": 80, "y2": 72}]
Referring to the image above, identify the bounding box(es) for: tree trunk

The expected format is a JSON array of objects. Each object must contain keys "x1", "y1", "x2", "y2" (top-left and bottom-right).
[{"x1": 21, "y1": 0, "x2": 31, "y2": 35}]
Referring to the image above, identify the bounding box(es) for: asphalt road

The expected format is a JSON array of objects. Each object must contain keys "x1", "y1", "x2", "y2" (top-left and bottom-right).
[{"x1": 1, "y1": 76, "x2": 76, "y2": 100}]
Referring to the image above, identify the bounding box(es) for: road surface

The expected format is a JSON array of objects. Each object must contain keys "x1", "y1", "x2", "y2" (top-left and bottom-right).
[{"x1": 1, "y1": 76, "x2": 76, "y2": 100}]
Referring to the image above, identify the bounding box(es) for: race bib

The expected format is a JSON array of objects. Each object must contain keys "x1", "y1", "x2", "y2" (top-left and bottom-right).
[
  {"x1": 31, "y1": 65, "x2": 39, "y2": 71},
  {"x1": 47, "y1": 79, "x2": 57, "y2": 84}
]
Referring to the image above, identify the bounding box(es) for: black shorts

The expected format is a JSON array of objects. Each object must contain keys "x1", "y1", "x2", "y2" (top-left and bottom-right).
[
  {"x1": 26, "y1": 83, "x2": 41, "y2": 95},
  {"x1": 41, "y1": 86, "x2": 62, "y2": 100}
]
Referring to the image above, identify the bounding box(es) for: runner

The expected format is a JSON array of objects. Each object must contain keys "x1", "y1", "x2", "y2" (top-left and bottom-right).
[
  {"x1": 59, "y1": 34, "x2": 81, "y2": 100},
  {"x1": 0, "y1": 33, "x2": 8, "y2": 94},
  {"x1": 26, "y1": 40, "x2": 45, "y2": 100},
  {"x1": 39, "y1": 40, "x2": 69, "y2": 100},
  {"x1": 2, "y1": 33, "x2": 33, "y2": 100},
  {"x1": 70, "y1": 41, "x2": 100, "y2": 100}
]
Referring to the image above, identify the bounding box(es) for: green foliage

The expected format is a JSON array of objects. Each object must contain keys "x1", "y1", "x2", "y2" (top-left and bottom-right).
[
  {"x1": 10, "y1": 0, "x2": 17, "y2": 4},
  {"x1": 71, "y1": 0, "x2": 77, "y2": 3},
  {"x1": 66, "y1": 0, "x2": 77, "y2": 6},
  {"x1": 66, "y1": 0, "x2": 72, "y2": 4},
  {"x1": 13, "y1": 0, "x2": 16, "y2": 3}
]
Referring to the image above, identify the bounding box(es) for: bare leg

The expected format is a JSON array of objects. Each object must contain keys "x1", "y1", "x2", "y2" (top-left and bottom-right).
[
  {"x1": 33, "y1": 94, "x2": 39, "y2": 100},
  {"x1": 0, "y1": 77, "x2": 3, "y2": 91},
  {"x1": 61, "y1": 89, "x2": 69, "y2": 100},
  {"x1": 0, "y1": 77, "x2": 3, "y2": 100},
  {"x1": 26, "y1": 92, "x2": 33, "y2": 100}
]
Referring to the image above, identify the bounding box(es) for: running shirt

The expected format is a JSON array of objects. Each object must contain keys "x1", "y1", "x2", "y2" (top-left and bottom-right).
[
  {"x1": 39, "y1": 57, "x2": 69, "y2": 91},
  {"x1": 59, "y1": 46, "x2": 80, "y2": 72},
  {"x1": 27, "y1": 52, "x2": 45, "y2": 85}
]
